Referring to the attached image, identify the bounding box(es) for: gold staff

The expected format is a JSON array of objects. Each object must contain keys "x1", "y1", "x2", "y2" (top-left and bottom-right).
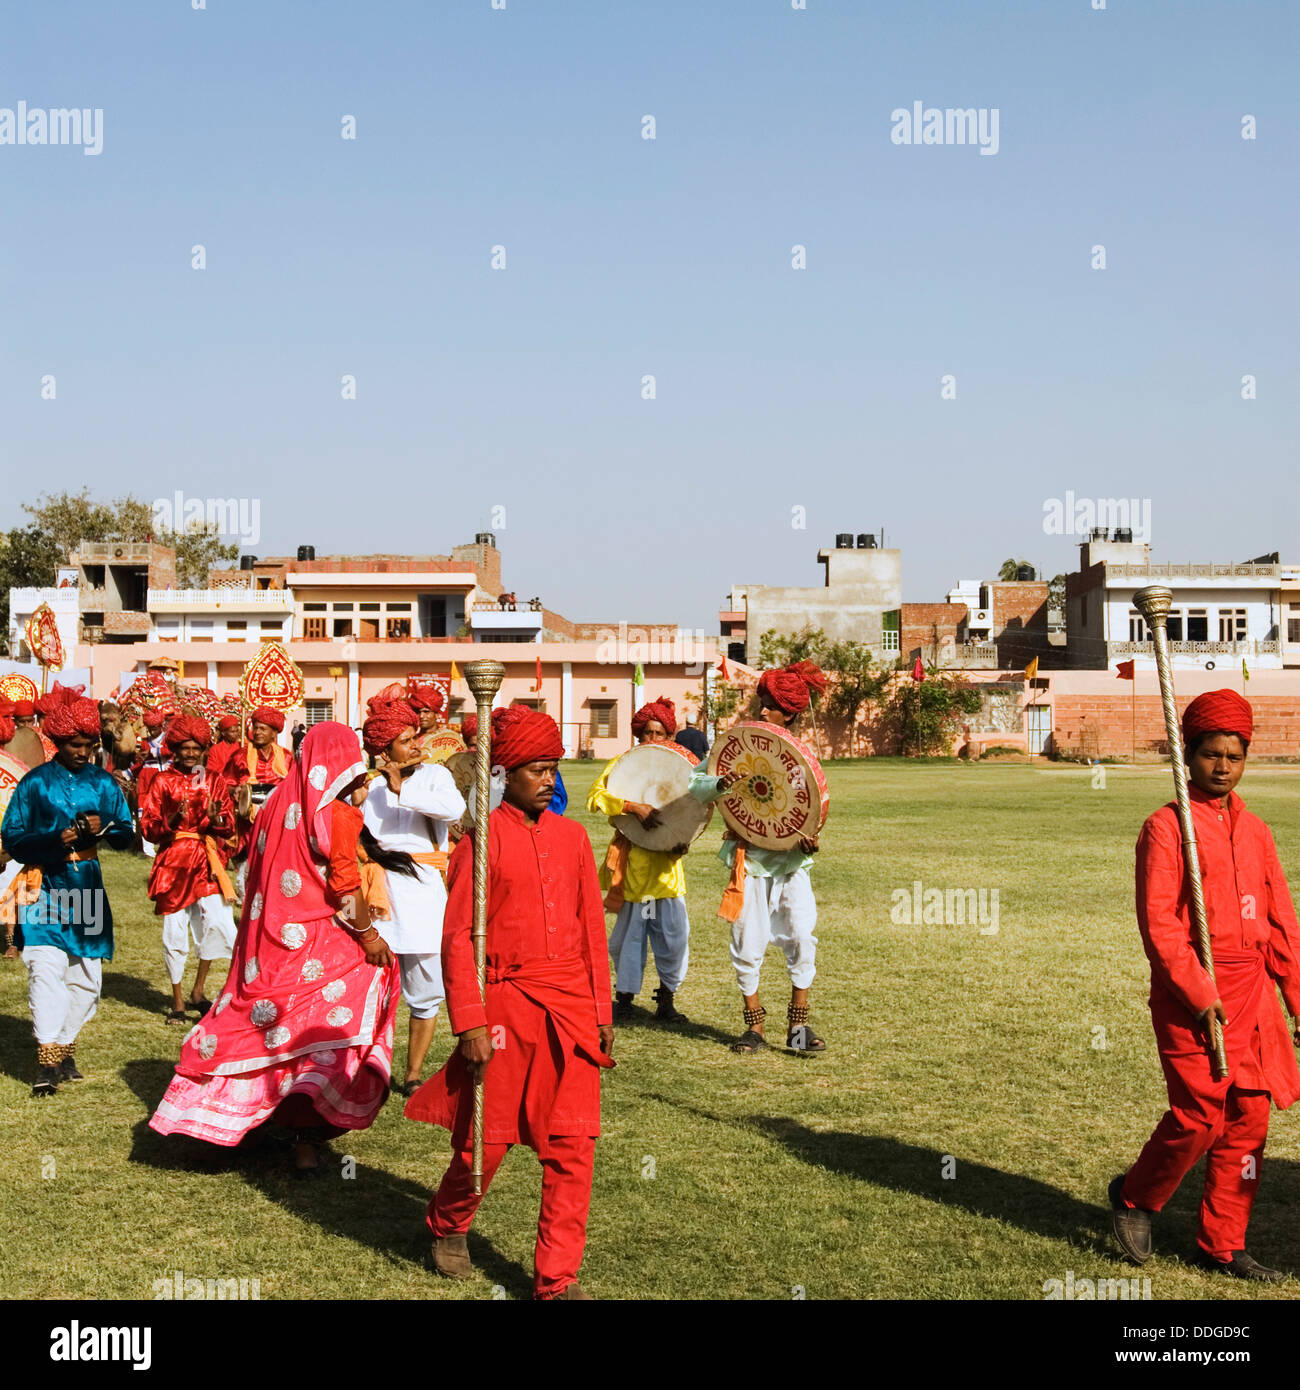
[
  {"x1": 1134, "y1": 585, "x2": 1228, "y2": 1079},
  {"x1": 462, "y1": 659, "x2": 505, "y2": 1193}
]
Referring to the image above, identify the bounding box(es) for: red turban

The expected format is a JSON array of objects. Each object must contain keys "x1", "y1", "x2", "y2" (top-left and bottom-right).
[
  {"x1": 758, "y1": 661, "x2": 827, "y2": 716},
  {"x1": 490, "y1": 706, "x2": 564, "y2": 770},
  {"x1": 249, "y1": 705, "x2": 286, "y2": 733},
  {"x1": 1183, "y1": 689, "x2": 1253, "y2": 746},
  {"x1": 142, "y1": 707, "x2": 165, "y2": 732},
  {"x1": 632, "y1": 697, "x2": 677, "y2": 737},
  {"x1": 461, "y1": 713, "x2": 478, "y2": 744},
  {"x1": 0, "y1": 709, "x2": 14, "y2": 744},
  {"x1": 41, "y1": 683, "x2": 101, "y2": 741},
  {"x1": 363, "y1": 691, "x2": 418, "y2": 756},
  {"x1": 11, "y1": 700, "x2": 34, "y2": 718},
  {"x1": 409, "y1": 682, "x2": 446, "y2": 714},
  {"x1": 217, "y1": 714, "x2": 240, "y2": 731},
  {"x1": 165, "y1": 712, "x2": 213, "y2": 751}
]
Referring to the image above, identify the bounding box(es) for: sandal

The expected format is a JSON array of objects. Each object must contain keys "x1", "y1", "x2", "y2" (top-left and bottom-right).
[
  {"x1": 787, "y1": 1003, "x2": 826, "y2": 1053},
  {"x1": 730, "y1": 1029, "x2": 768, "y2": 1054},
  {"x1": 189, "y1": 998, "x2": 212, "y2": 1018},
  {"x1": 165, "y1": 1009, "x2": 188, "y2": 1026}
]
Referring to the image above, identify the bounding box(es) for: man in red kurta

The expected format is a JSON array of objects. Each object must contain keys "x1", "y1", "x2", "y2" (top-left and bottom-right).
[
  {"x1": 1111, "y1": 690, "x2": 1300, "y2": 1281},
  {"x1": 405, "y1": 706, "x2": 613, "y2": 1300},
  {"x1": 205, "y1": 714, "x2": 243, "y2": 781},
  {"x1": 140, "y1": 714, "x2": 239, "y2": 1023}
]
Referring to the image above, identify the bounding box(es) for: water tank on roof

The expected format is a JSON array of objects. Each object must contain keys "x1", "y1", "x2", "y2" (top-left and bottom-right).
[
  {"x1": 857, "y1": 533, "x2": 876, "y2": 549},
  {"x1": 835, "y1": 533, "x2": 853, "y2": 549},
  {"x1": 1016, "y1": 564, "x2": 1035, "y2": 581},
  {"x1": 1114, "y1": 528, "x2": 1133, "y2": 543},
  {"x1": 239, "y1": 555, "x2": 257, "y2": 571},
  {"x1": 475, "y1": 531, "x2": 496, "y2": 548},
  {"x1": 1090, "y1": 527, "x2": 1109, "y2": 541},
  {"x1": 297, "y1": 545, "x2": 316, "y2": 562}
]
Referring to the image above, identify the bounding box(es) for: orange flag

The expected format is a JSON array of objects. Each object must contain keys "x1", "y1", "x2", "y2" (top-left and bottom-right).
[
  {"x1": 534, "y1": 655, "x2": 543, "y2": 692},
  {"x1": 450, "y1": 660, "x2": 461, "y2": 684}
]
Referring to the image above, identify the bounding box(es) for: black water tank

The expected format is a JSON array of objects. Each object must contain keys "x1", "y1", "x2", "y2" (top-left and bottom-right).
[
  {"x1": 1114, "y1": 528, "x2": 1133, "y2": 542},
  {"x1": 239, "y1": 555, "x2": 257, "y2": 571},
  {"x1": 1090, "y1": 527, "x2": 1108, "y2": 541},
  {"x1": 1016, "y1": 564, "x2": 1035, "y2": 581},
  {"x1": 475, "y1": 531, "x2": 496, "y2": 548},
  {"x1": 835, "y1": 533, "x2": 853, "y2": 549},
  {"x1": 857, "y1": 533, "x2": 876, "y2": 549},
  {"x1": 297, "y1": 545, "x2": 316, "y2": 562}
]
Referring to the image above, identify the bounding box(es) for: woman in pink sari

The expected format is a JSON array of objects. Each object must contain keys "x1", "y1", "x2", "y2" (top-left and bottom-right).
[{"x1": 150, "y1": 722, "x2": 400, "y2": 1176}]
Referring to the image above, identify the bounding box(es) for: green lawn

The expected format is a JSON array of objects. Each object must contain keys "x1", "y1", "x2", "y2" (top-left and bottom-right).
[{"x1": 6, "y1": 758, "x2": 1300, "y2": 1300}]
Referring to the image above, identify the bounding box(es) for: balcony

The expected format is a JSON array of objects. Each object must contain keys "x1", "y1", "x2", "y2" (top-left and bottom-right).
[
  {"x1": 1106, "y1": 562, "x2": 1279, "y2": 581},
  {"x1": 148, "y1": 588, "x2": 295, "y2": 611},
  {"x1": 1109, "y1": 640, "x2": 1279, "y2": 657},
  {"x1": 469, "y1": 606, "x2": 543, "y2": 635}
]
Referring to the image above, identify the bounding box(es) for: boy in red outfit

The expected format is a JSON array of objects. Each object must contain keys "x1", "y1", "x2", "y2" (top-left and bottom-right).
[{"x1": 1111, "y1": 690, "x2": 1300, "y2": 1281}]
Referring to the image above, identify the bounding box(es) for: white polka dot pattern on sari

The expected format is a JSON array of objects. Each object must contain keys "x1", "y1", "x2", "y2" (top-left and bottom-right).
[
  {"x1": 264, "y1": 1026, "x2": 291, "y2": 1049},
  {"x1": 279, "y1": 870, "x2": 301, "y2": 898},
  {"x1": 284, "y1": 802, "x2": 302, "y2": 829},
  {"x1": 249, "y1": 999, "x2": 278, "y2": 1026},
  {"x1": 308, "y1": 764, "x2": 327, "y2": 790},
  {"x1": 244, "y1": 957, "x2": 260, "y2": 984},
  {"x1": 301, "y1": 958, "x2": 324, "y2": 981},
  {"x1": 322, "y1": 979, "x2": 346, "y2": 1003},
  {"x1": 280, "y1": 922, "x2": 306, "y2": 949},
  {"x1": 326, "y1": 1006, "x2": 353, "y2": 1028}
]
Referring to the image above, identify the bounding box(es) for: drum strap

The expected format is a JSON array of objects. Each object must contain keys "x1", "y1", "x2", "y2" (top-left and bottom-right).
[
  {"x1": 718, "y1": 841, "x2": 747, "y2": 923},
  {"x1": 602, "y1": 833, "x2": 631, "y2": 913}
]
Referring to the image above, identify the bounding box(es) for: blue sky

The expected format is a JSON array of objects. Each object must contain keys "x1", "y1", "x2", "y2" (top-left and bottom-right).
[{"x1": 2, "y1": 1, "x2": 1296, "y2": 629}]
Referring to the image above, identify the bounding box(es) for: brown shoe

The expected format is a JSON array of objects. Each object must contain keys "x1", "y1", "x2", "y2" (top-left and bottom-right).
[
  {"x1": 432, "y1": 1234, "x2": 474, "y2": 1280},
  {"x1": 1109, "y1": 1173, "x2": 1152, "y2": 1265},
  {"x1": 550, "y1": 1282, "x2": 593, "y2": 1300}
]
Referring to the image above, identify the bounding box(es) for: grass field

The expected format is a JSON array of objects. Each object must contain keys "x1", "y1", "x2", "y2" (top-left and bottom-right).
[{"x1": 6, "y1": 757, "x2": 1300, "y2": 1301}]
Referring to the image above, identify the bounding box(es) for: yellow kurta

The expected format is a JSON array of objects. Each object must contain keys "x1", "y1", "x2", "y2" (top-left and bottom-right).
[{"x1": 587, "y1": 757, "x2": 687, "y2": 902}]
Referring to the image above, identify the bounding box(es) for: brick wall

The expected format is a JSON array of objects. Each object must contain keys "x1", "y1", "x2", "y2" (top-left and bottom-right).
[
  {"x1": 901, "y1": 602, "x2": 966, "y2": 663},
  {"x1": 1052, "y1": 692, "x2": 1300, "y2": 758},
  {"x1": 992, "y1": 581, "x2": 1049, "y2": 666}
]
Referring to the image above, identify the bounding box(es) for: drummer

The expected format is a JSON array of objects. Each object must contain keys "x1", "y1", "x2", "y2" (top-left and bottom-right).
[
  {"x1": 587, "y1": 697, "x2": 695, "y2": 1024},
  {"x1": 690, "y1": 662, "x2": 828, "y2": 1055},
  {"x1": 411, "y1": 683, "x2": 455, "y2": 762}
]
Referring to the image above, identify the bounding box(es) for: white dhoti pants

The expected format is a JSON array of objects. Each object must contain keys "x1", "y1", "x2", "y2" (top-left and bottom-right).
[
  {"x1": 730, "y1": 869, "x2": 817, "y2": 995},
  {"x1": 398, "y1": 952, "x2": 445, "y2": 1020},
  {"x1": 24, "y1": 945, "x2": 103, "y2": 1046},
  {"x1": 608, "y1": 896, "x2": 690, "y2": 994},
  {"x1": 162, "y1": 896, "x2": 238, "y2": 985}
]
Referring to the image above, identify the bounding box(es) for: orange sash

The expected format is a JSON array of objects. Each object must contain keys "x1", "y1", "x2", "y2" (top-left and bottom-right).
[
  {"x1": 244, "y1": 740, "x2": 288, "y2": 782},
  {"x1": 0, "y1": 866, "x2": 43, "y2": 928},
  {"x1": 357, "y1": 848, "x2": 449, "y2": 930},
  {"x1": 602, "y1": 833, "x2": 632, "y2": 913},
  {"x1": 718, "y1": 836, "x2": 747, "y2": 923},
  {"x1": 173, "y1": 830, "x2": 237, "y2": 904}
]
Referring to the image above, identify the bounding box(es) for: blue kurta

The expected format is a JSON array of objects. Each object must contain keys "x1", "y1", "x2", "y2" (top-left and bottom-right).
[{"x1": 1, "y1": 760, "x2": 133, "y2": 958}]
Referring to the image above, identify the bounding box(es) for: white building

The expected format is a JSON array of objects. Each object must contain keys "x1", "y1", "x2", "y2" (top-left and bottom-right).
[
  {"x1": 1064, "y1": 536, "x2": 1283, "y2": 672},
  {"x1": 148, "y1": 588, "x2": 296, "y2": 644},
  {"x1": 8, "y1": 586, "x2": 81, "y2": 663}
]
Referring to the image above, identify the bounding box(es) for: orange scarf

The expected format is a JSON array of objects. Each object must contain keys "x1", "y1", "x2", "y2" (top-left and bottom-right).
[
  {"x1": 717, "y1": 835, "x2": 747, "y2": 923},
  {"x1": 173, "y1": 830, "x2": 237, "y2": 904},
  {"x1": 357, "y1": 847, "x2": 450, "y2": 931},
  {"x1": 602, "y1": 833, "x2": 632, "y2": 913},
  {"x1": 244, "y1": 739, "x2": 289, "y2": 781}
]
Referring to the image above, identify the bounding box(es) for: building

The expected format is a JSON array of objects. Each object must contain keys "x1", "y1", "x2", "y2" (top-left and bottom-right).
[
  {"x1": 722, "y1": 534, "x2": 902, "y2": 664},
  {"x1": 1064, "y1": 534, "x2": 1283, "y2": 673},
  {"x1": 73, "y1": 541, "x2": 177, "y2": 645},
  {"x1": 7, "y1": 584, "x2": 80, "y2": 664}
]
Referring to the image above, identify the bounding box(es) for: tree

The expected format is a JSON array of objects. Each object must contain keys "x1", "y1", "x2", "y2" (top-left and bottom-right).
[
  {"x1": 0, "y1": 526, "x2": 64, "y2": 654},
  {"x1": 889, "y1": 672, "x2": 984, "y2": 756},
  {"x1": 998, "y1": 557, "x2": 1030, "y2": 581},
  {"x1": 820, "y1": 638, "x2": 888, "y2": 757},
  {"x1": 23, "y1": 489, "x2": 152, "y2": 561},
  {"x1": 169, "y1": 522, "x2": 239, "y2": 588},
  {"x1": 756, "y1": 625, "x2": 830, "y2": 670},
  {"x1": 1048, "y1": 572, "x2": 1066, "y2": 615}
]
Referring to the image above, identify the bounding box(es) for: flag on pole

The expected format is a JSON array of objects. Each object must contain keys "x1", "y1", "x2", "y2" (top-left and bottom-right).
[
  {"x1": 1116, "y1": 660, "x2": 1135, "y2": 681},
  {"x1": 911, "y1": 656, "x2": 924, "y2": 682},
  {"x1": 450, "y1": 659, "x2": 461, "y2": 685},
  {"x1": 717, "y1": 657, "x2": 729, "y2": 680},
  {"x1": 1024, "y1": 657, "x2": 1039, "y2": 682},
  {"x1": 1242, "y1": 658, "x2": 1250, "y2": 681},
  {"x1": 534, "y1": 655, "x2": 543, "y2": 693}
]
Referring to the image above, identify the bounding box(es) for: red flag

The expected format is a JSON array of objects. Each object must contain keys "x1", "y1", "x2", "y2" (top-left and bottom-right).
[
  {"x1": 534, "y1": 654, "x2": 543, "y2": 692},
  {"x1": 718, "y1": 657, "x2": 729, "y2": 680},
  {"x1": 1116, "y1": 660, "x2": 1135, "y2": 681},
  {"x1": 911, "y1": 656, "x2": 924, "y2": 682}
]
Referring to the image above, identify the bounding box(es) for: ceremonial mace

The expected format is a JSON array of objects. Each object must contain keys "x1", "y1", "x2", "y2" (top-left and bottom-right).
[
  {"x1": 462, "y1": 659, "x2": 505, "y2": 1193},
  {"x1": 1133, "y1": 585, "x2": 1229, "y2": 1079}
]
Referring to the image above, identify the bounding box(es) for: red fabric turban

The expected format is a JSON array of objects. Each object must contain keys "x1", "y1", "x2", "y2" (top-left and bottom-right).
[
  {"x1": 41, "y1": 684, "x2": 101, "y2": 740},
  {"x1": 632, "y1": 697, "x2": 677, "y2": 736},
  {"x1": 11, "y1": 700, "x2": 34, "y2": 718},
  {"x1": 165, "y1": 712, "x2": 213, "y2": 751},
  {"x1": 217, "y1": 714, "x2": 240, "y2": 731},
  {"x1": 490, "y1": 706, "x2": 564, "y2": 770},
  {"x1": 363, "y1": 692, "x2": 418, "y2": 756},
  {"x1": 249, "y1": 705, "x2": 286, "y2": 733},
  {"x1": 1183, "y1": 689, "x2": 1253, "y2": 745},
  {"x1": 758, "y1": 661, "x2": 827, "y2": 716},
  {"x1": 0, "y1": 705, "x2": 14, "y2": 743},
  {"x1": 142, "y1": 707, "x2": 165, "y2": 732},
  {"x1": 460, "y1": 713, "x2": 478, "y2": 744},
  {"x1": 409, "y1": 682, "x2": 446, "y2": 714}
]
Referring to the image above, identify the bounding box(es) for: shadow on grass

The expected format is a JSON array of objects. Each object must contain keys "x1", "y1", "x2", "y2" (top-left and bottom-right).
[
  {"x1": 119, "y1": 1057, "x2": 532, "y2": 1298},
  {"x1": 102, "y1": 969, "x2": 173, "y2": 1019},
  {"x1": 0, "y1": 1009, "x2": 35, "y2": 1083},
  {"x1": 615, "y1": 1007, "x2": 737, "y2": 1048}
]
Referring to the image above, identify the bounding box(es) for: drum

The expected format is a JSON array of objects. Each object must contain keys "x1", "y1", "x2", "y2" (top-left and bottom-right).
[
  {"x1": 4, "y1": 727, "x2": 47, "y2": 769},
  {"x1": 706, "y1": 720, "x2": 829, "y2": 851},
  {"x1": 417, "y1": 730, "x2": 466, "y2": 765},
  {"x1": 448, "y1": 750, "x2": 503, "y2": 827},
  {"x1": 606, "y1": 742, "x2": 712, "y2": 852},
  {"x1": 0, "y1": 748, "x2": 29, "y2": 835}
]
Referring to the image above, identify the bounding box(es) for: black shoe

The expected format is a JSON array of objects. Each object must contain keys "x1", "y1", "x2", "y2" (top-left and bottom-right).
[
  {"x1": 32, "y1": 1066, "x2": 60, "y2": 1097},
  {"x1": 652, "y1": 987, "x2": 687, "y2": 1023},
  {"x1": 1196, "y1": 1249, "x2": 1285, "y2": 1282},
  {"x1": 613, "y1": 992, "x2": 635, "y2": 1022},
  {"x1": 1109, "y1": 1173, "x2": 1152, "y2": 1265},
  {"x1": 58, "y1": 1056, "x2": 84, "y2": 1082}
]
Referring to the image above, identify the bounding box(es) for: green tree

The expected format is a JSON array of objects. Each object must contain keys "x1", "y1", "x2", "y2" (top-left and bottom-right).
[
  {"x1": 23, "y1": 489, "x2": 152, "y2": 561},
  {"x1": 756, "y1": 625, "x2": 830, "y2": 670},
  {"x1": 0, "y1": 526, "x2": 64, "y2": 654},
  {"x1": 169, "y1": 522, "x2": 240, "y2": 588},
  {"x1": 820, "y1": 638, "x2": 888, "y2": 757},
  {"x1": 1048, "y1": 572, "x2": 1066, "y2": 615},
  {"x1": 889, "y1": 672, "x2": 984, "y2": 756},
  {"x1": 998, "y1": 557, "x2": 1030, "y2": 581}
]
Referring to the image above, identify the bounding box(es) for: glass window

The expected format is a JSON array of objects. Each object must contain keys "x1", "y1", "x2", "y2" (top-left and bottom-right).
[
  {"x1": 359, "y1": 602, "x2": 380, "y2": 612},
  {"x1": 303, "y1": 603, "x2": 327, "y2": 612},
  {"x1": 333, "y1": 603, "x2": 354, "y2": 612},
  {"x1": 1187, "y1": 609, "x2": 1208, "y2": 642},
  {"x1": 1128, "y1": 610, "x2": 1148, "y2": 642}
]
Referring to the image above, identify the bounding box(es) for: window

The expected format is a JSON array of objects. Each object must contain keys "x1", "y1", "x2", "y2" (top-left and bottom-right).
[
  {"x1": 589, "y1": 701, "x2": 617, "y2": 738},
  {"x1": 333, "y1": 618, "x2": 353, "y2": 638},
  {"x1": 304, "y1": 700, "x2": 333, "y2": 726},
  {"x1": 1219, "y1": 609, "x2": 1248, "y2": 642},
  {"x1": 84, "y1": 565, "x2": 105, "y2": 587},
  {"x1": 1290, "y1": 619, "x2": 1300, "y2": 644},
  {"x1": 447, "y1": 697, "x2": 465, "y2": 718},
  {"x1": 260, "y1": 619, "x2": 281, "y2": 631},
  {"x1": 1187, "y1": 609, "x2": 1208, "y2": 642},
  {"x1": 514, "y1": 697, "x2": 547, "y2": 713},
  {"x1": 226, "y1": 619, "x2": 247, "y2": 631},
  {"x1": 359, "y1": 602, "x2": 380, "y2": 612},
  {"x1": 1166, "y1": 612, "x2": 1183, "y2": 641},
  {"x1": 303, "y1": 602, "x2": 326, "y2": 612},
  {"x1": 385, "y1": 617, "x2": 411, "y2": 639},
  {"x1": 1128, "y1": 610, "x2": 1148, "y2": 642},
  {"x1": 882, "y1": 629, "x2": 899, "y2": 652},
  {"x1": 358, "y1": 619, "x2": 378, "y2": 641},
  {"x1": 257, "y1": 577, "x2": 272, "y2": 589},
  {"x1": 386, "y1": 602, "x2": 412, "y2": 612},
  {"x1": 302, "y1": 617, "x2": 326, "y2": 640},
  {"x1": 333, "y1": 602, "x2": 354, "y2": 612}
]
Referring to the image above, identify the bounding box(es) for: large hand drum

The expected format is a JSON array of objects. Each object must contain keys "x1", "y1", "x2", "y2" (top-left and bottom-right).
[
  {"x1": 608, "y1": 742, "x2": 712, "y2": 852},
  {"x1": 0, "y1": 747, "x2": 30, "y2": 840},
  {"x1": 707, "y1": 720, "x2": 829, "y2": 851},
  {"x1": 447, "y1": 749, "x2": 502, "y2": 826},
  {"x1": 418, "y1": 731, "x2": 466, "y2": 765}
]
